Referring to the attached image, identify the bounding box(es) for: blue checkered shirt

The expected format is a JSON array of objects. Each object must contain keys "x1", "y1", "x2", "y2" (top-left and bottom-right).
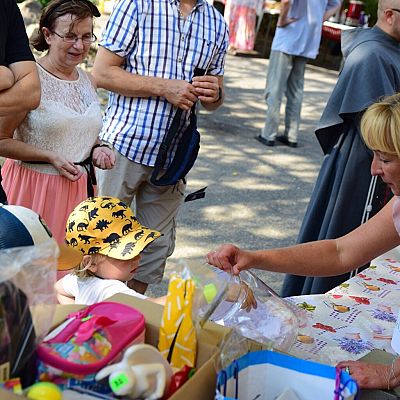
[{"x1": 99, "y1": 0, "x2": 229, "y2": 166}]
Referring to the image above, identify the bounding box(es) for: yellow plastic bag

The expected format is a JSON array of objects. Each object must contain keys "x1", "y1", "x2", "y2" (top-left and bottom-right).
[{"x1": 158, "y1": 274, "x2": 196, "y2": 369}]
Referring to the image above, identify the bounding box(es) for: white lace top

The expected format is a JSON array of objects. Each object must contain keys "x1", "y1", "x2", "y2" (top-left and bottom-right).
[{"x1": 15, "y1": 64, "x2": 102, "y2": 175}]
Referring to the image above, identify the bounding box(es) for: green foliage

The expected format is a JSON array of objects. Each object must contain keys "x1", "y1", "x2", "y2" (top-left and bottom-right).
[
  {"x1": 363, "y1": 0, "x2": 378, "y2": 25},
  {"x1": 34, "y1": 0, "x2": 98, "y2": 8},
  {"x1": 342, "y1": 0, "x2": 378, "y2": 25},
  {"x1": 36, "y1": 0, "x2": 51, "y2": 7}
]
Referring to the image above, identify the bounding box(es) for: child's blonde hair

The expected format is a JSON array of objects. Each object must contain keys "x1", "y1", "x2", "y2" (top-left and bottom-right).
[
  {"x1": 72, "y1": 253, "x2": 107, "y2": 278},
  {"x1": 361, "y1": 93, "x2": 400, "y2": 157}
]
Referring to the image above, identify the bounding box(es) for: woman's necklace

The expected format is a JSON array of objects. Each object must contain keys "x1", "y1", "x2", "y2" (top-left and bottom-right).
[{"x1": 38, "y1": 62, "x2": 78, "y2": 81}]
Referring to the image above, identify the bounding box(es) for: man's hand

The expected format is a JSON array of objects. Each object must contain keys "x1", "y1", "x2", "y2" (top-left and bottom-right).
[
  {"x1": 162, "y1": 80, "x2": 198, "y2": 111},
  {"x1": 192, "y1": 75, "x2": 220, "y2": 103},
  {"x1": 92, "y1": 146, "x2": 116, "y2": 170},
  {"x1": 277, "y1": 16, "x2": 297, "y2": 27},
  {"x1": 206, "y1": 244, "x2": 253, "y2": 275},
  {"x1": 276, "y1": 0, "x2": 296, "y2": 28}
]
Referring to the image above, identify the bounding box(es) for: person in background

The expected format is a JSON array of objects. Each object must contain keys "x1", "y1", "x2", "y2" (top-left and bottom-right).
[
  {"x1": 0, "y1": 0, "x2": 115, "y2": 244},
  {"x1": 0, "y1": 0, "x2": 41, "y2": 204},
  {"x1": 92, "y1": 0, "x2": 228, "y2": 294},
  {"x1": 224, "y1": 0, "x2": 262, "y2": 53},
  {"x1": 207, "y1": 92, "x2": 400, "y2": 391},
  {"x1": 256, "y1": 0, "x2": 341, "y2": 148},
  {"x1": 55, "y1": 196, "x2": 166, "y2": 305},
  {"x1": 282, "y1": 0, "x2": 400, "y2": 296}
]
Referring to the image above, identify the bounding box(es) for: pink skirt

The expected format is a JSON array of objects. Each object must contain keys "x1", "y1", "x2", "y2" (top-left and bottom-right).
[
  {"x1": 225, "y1": 2, "x2": 257, "y2": 51},
  {"x1": 2, "y1": 159, "x2": 90, "y2": 244}
]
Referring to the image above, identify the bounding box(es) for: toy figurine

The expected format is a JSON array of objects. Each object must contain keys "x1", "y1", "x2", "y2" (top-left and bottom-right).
[{"x1": 95, "y1": 344, "x2": 173, "y2": 399}]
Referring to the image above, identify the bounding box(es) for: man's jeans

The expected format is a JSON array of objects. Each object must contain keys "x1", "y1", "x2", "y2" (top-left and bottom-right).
[{"x1": 262, "y1": 50, "x2": 308, "y2": 143}]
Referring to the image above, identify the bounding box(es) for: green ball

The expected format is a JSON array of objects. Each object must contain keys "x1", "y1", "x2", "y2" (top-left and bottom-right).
[{"x1": 203, "y1": 283, "x2": 218, "y2": 304}]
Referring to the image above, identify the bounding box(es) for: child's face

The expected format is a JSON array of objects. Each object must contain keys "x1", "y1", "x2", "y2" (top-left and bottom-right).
[{"x1": 92, "y1": 254, "x2": 141, "y2": 281}]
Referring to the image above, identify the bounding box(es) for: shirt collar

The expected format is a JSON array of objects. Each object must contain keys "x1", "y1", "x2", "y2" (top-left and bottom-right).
[{"x1": 169, "y1": 0, "x2": 205, "y2": 13}]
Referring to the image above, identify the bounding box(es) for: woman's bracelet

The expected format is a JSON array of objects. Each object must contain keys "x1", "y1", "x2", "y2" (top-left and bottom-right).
[
  {"x1": 387, "y1": 357, "x2": 398, "y2": 390},
  {"x1": 90, "y1": 143, "x2": 112, "y2": 159}
]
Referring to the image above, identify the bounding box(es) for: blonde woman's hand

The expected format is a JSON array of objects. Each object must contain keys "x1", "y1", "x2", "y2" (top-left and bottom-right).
[{"x1": 206, "y1": 244, "x2": 253, "y2": 275}]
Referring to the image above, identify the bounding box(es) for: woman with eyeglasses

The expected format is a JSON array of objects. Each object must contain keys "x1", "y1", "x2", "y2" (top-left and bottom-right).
[{"x1": 0, "y1": 0, "x2": 115, "y2": 245}]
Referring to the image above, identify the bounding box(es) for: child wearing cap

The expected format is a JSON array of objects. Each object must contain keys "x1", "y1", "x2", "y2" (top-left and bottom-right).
[{"x1": 55, "y1": 196, "x2": 165, "y2": 305}]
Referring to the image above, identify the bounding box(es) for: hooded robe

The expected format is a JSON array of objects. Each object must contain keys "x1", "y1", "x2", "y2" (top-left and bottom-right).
[{"x1": 281, "y1": 26, "x2": 400, "y2": 296}]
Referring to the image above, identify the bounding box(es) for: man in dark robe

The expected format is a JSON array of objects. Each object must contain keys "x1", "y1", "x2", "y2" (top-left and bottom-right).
[{"x1": 282, "y1": 0, "x2": 400, "y2": 296}]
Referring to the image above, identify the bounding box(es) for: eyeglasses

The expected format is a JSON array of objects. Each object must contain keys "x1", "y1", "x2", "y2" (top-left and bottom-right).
[
  {"x1": 52, "y1": 31, "x2": 97, "y2": 44},
  {"x1": 390, "y1": 8, "x2": 400, "y2": 13}
]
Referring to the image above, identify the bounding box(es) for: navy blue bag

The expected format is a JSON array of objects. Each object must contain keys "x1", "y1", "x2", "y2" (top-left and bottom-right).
[
  {"x1": 150, "y1": 105, "x2": 200, "y2": 186},
  {"x1": 151, "y1": 68, "x2": 206, "y2": 187}
]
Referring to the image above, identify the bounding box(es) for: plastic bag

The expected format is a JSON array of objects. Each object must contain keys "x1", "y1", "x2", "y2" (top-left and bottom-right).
[
  {"x1": 165, "y1": 260, "x2": 247, "y2": 328},
  {"x1": 0, "y1": 240, "x2": 58, "y2": 386},
  {"x1": 165, "y1": 259, "x2": 299, "y2": 352},
  {"x1": 210, "y1": 269, "x2": 301, "y2": 352}
]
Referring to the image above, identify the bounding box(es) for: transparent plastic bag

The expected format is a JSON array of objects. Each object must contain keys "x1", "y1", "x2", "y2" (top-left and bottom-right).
[
  {"x1": 210, "y1": 269, "x2": 301, "y2": 352},
  {"x1": 164, "y1": 259, "x2": 238, "y2": 327},
  {"x1": 165, "y1": 260, "x2": 300, "y2": 352},
  {"x1": 0, "y1": 240, "x2": 58, "y2": 386},
  {"x1": 215, "y1": 329, "x2": 251, "y2": 371}
]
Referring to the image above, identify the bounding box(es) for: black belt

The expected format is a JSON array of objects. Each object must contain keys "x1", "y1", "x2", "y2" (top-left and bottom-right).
[
  {"x1": 74, "y1": 155, "x2": 96, "y2": 197},
  {"x1": 25, "y1": 156, "x2": 96, "y2": 198}
]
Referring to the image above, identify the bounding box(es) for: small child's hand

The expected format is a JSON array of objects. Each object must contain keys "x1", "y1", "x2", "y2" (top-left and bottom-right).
[
  {"x1": 226, "y1": 282, "x2": 257, "y2": 312},
  {"x1": 0, "y1": 65, "x2": 15, "y2": 91}
]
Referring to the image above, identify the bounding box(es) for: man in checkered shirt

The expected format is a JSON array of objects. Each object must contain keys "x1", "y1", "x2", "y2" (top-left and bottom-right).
[{"x1": 93, "y1": 0, "x2": 228, "y2": 294}]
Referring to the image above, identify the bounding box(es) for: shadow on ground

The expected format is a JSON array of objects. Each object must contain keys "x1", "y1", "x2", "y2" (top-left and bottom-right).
[{"x1": 145, "y1": 55, "x2": 338, "y2": 296}]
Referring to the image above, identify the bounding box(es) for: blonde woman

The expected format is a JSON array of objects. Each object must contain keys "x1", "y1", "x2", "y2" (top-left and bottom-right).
[{"x1": 207, "y1": 93, "x2": 400, "y2": 390}]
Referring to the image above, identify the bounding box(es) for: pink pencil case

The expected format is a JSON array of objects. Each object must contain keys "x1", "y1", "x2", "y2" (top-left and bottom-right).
[{"x1": 37, "y1": 301, "x2": 145, "y2": 377}]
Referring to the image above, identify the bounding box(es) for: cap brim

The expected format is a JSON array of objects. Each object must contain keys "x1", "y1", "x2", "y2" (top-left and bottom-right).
[
  {"x1": 100, "y1": 227, "x2": 162, "y2": 260},
  {"x1": 57, "y1": 244, "x2": 83, "y2": 271}
]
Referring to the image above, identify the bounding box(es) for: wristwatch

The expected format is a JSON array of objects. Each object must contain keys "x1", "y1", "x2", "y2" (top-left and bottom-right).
[{"x1": 213, "y1": 87, "x2": 222, "y2": 103}]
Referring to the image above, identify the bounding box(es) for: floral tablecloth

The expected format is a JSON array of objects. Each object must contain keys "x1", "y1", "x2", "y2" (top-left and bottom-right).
[{"x1": 286, "y1": 257, "x2": 400, "y2": 365}]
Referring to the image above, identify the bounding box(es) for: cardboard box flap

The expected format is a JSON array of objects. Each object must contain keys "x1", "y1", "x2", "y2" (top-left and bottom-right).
[{"x1": 0, "y1": 294, "x2": 229, "y2": 399}]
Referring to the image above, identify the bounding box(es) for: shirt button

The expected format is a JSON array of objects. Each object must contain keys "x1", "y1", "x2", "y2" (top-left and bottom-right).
[
  {"x1": 181, "y1": 35, "x2": 184, "y2": 41},
  {"x1": 178, "y1": 58, "x2": 182, "y2": 63}
]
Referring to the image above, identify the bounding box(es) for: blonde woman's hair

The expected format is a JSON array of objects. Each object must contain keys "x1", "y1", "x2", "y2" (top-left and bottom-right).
[
  {"x1": 361, "y1": 93, "x2": 400, "y2": 157},
  {"x1": 72, "y1": 253, "x2": 107, "y2": 278}
]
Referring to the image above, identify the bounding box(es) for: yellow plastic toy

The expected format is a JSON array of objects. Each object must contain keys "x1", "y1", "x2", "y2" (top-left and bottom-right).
[
  {"x1": 158, "y1": 274, "x2": 196, "y2": 369},
  {"x1": 27, "y1": 382, "x2": 62, "y2": 400}
]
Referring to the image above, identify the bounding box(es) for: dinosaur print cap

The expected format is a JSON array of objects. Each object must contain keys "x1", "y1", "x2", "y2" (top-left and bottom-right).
[{"x1": 64, "y1": 196, "x2": 161, "y2": 269}]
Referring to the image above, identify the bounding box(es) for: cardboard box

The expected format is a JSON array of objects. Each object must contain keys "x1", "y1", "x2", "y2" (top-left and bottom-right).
[{"x1": 0, "y1": 293, "x2": 230, "y2": 399}]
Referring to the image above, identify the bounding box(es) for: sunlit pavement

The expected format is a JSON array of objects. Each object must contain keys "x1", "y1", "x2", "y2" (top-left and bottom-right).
[{"x1": 143, "y1": 55, "x2": 338, "y2": 296}]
